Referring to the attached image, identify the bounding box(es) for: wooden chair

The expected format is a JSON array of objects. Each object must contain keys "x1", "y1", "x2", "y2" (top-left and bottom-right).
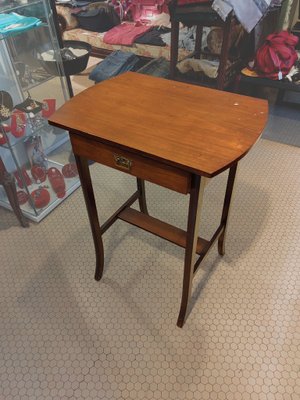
[
  {"x1": 0, "y1": 158, "x2": 29, "y2": 227},
  {"x1": 169, "y1": 0, "x2": 236, "y2": 90}
]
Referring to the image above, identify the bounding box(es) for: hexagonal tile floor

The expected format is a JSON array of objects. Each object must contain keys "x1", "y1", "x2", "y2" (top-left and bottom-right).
[{"x1": 0, "y1": 138, "x2": 299, "y2": 400}]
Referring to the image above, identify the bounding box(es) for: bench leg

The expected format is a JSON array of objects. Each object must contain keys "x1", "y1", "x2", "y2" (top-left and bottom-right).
[
  {"x1": 217, "y1": 16, "x2": 233, "y2": 90},
  {"x1": 194, "y1": 25, "x2": 203, "y2": 59},
  {"x1": 170, "y1": 20, "x2": 180, "y2": 80}
]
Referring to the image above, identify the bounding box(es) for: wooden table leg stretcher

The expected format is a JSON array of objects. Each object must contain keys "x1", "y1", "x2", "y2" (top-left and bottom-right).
[{"x1": 75, "y1": 154, "x2": 237, "y2": 327}]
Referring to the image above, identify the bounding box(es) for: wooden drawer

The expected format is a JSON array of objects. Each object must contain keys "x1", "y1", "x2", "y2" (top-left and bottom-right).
[{"x1": 71, "y1": 133, "x2": 191, "y2": 194}]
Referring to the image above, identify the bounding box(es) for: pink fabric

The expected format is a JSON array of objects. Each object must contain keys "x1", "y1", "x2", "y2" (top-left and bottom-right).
[
  {"x1": 103, "y1": 23, "x2": 152, "y2": 45},
  {"x1": 130, "y1": 0, "x2": 164, "y2": 22},
  {"x1": 177, "y1": 0, "x2": 212, "y2": 5}
]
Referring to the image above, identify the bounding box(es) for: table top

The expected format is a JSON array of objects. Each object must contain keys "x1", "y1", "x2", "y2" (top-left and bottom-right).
[{"x1": 49, "y1": 72, "x2": 268, "y2": 177}]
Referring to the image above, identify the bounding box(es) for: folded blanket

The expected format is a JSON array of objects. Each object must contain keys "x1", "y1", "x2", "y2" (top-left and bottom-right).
[
  {"x1": 104, "y1": 22, "x2": 152, "y2": 46},
  {"x1": 135, "y1": 27, "x2": 170, "y2": 47}
]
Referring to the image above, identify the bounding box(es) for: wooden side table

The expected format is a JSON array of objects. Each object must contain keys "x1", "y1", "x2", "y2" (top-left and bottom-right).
[{"x1": 49, "y1": 72, "x2": 268, "y2": 327}]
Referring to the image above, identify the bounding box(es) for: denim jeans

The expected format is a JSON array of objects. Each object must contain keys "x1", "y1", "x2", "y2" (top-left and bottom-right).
[{"x1": 89, "y1": 51, "x2": 140, "y2": 83}]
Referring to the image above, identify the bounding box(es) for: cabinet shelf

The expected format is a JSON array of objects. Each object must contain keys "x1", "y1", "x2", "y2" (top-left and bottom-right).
[
  {"x1": 0, "y1": 122, "x2": 67, "y2": 150},
  {"x1": 0, "y1": 0, "x2": 44, "y2": 14},
  {"x1": 17, "y1": 66, "x2": 53, "y2": 91},
  {"x1": 0, "y1": 22, "x2": 48, "y2": 41}
]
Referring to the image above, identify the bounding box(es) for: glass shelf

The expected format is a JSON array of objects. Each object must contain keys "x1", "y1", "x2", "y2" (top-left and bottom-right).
[
  {"x1": 0, "y1": 0, "x2": 44, "y2": 15},
  {"x1": 0, "y1": 22, "x2": 48, "y2": 41},
  {"x1": 18, "y1": 69, "x2": 53, "y2": 91},
  {"x1": 0, "y1": 122, "x2": 67, "y2": 150}
]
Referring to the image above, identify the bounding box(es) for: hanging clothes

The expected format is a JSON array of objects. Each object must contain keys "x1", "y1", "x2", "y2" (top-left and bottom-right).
[{"x1": 212, "y1": 0, "x2": 283, "y2": 33}]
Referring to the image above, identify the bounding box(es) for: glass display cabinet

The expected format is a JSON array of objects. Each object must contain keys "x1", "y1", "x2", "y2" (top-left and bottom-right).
[{"x1": 0, "y1": 0, "x2": 80, "y2": 222}]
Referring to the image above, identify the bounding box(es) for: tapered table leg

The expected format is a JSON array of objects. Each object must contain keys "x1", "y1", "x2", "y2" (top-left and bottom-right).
[
  {"x1": 177, "y1": 175, "x2": 206, "y2": 328},
  {"x1": 74, "y1": 154, "x2": 104, "y2": 281},
  {"x1": 136, "y1": 178, "x2": 148, "y2": 215},
  {"x1": 218, "y1": 163, "x2": 238, "y2": 256}
]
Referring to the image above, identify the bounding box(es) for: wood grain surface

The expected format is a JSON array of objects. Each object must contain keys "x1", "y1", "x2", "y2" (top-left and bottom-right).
[{"x1": 49, "y1": 72, "x2": 268, "y2": 177}]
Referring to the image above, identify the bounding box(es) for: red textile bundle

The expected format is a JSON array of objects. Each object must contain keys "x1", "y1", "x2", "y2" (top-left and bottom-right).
[{"x1": 254, "y1": 31, "x2": 299, "y2": 80}]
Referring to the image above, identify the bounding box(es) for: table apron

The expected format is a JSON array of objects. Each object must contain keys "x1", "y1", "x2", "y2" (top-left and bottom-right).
[{"x1": 70, "y1": 133, "x2": 191, "y2": 194}]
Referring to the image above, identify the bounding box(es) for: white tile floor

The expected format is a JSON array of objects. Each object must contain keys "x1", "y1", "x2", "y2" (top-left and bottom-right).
[
  {"x1": 0, "y1": 137, "x2": 299, "y2": 400},
  {"x1": 0, "y1": 64, "x2": 299, "y2": 399}
]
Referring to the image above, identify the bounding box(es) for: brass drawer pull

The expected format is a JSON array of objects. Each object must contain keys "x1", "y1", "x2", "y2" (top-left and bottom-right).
[{"x1": 113, "y1": 154, "x2": 132, "y2": 171}]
